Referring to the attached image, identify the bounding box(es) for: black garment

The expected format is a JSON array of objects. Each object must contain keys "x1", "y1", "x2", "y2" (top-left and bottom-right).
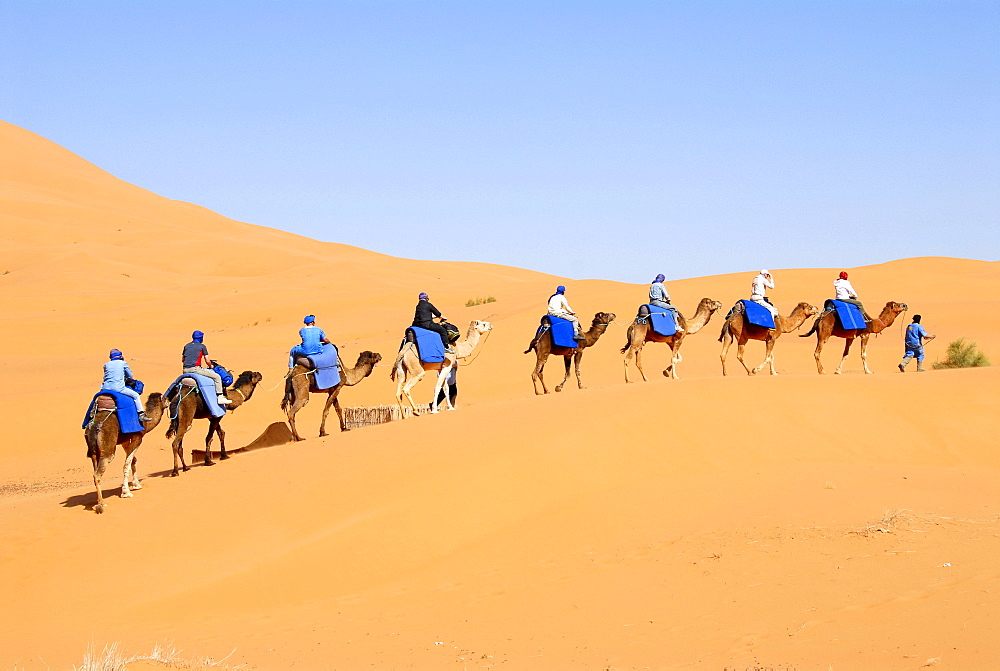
[
  {"x1": 413, "y1": 300, "x2": 449, "y2": 348},
  {"x1": 413, "y1": 300, "x2": 442, "y2": 325}
]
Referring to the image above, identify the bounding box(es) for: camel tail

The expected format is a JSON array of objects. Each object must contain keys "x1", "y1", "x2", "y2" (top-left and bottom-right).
[{"x1": 800, "y1": 318, "x2": 820, "y2": 337}]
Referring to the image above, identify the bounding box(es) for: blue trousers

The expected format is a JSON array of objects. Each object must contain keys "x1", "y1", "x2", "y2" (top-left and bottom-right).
[{"x1": 903, "y1": 346, "x2": 925, "y2": 363}]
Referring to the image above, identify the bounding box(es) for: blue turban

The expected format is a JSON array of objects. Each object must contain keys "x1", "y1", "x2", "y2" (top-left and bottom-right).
[
  {"x1": 419, "y1": 292, "x2": 429, "y2": 300},
  {"x1": 192, "y1": 330, "x2": 204, "y2": 342},
  {"x1": 109, "y1": 348, "x2": 123, "y2": 360},
  {"x1": 654, "y1": 274, "x2": 665, "y2": 283},
  {"x1": 556, "y1": 285, "x2": 566, "y2": 294},
  {"x1": 304, "y1": 315, "x2": 316, "y2": 324}
]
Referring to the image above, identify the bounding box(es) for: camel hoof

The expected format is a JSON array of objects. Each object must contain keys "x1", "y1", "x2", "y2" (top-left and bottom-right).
[
  {"x1": 120, "y1": 490, "x2": 133, "y2": 498},
  {"x1": 204, "y1": 460, "x2": 215, "y2": 467},
  {"x1": 554, "y1": 387, "x2": 564, "y2": 393},
  {"x1": 182, "y1": 466, "x2": 190, "y2": 472},
  {"x1": 220, "y1": 453, "x2": 230, "y2": 460},
  {"x1": 94, "y1": 504, "x2": 105, "y2": 514},
  {"x1": 430, "y1": 409, "x2": 439, "y2": 414},
  {"x1": 131, "y1": 482, "x2": 142, "y2": 490},
  {"x1": 170, "y1": 471, "x2": 179, "y2": 477},
  {"x1": 319, "y1": 431, "x2": 329, "y2": 437}
]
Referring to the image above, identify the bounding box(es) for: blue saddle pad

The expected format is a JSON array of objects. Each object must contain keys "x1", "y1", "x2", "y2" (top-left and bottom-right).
[
  {"x1": 83, "y1": 391, "x2": 144, "y2": 434},
  {"x1": 409, "y1": 325, "x2": 445, "y2": 363},
  {"x1": 307, "y1": 343, "x2": 341, "y2": 389},
  {"x1": 643, "y1": 304, "x2": 677, "y2": 336},
  {"x1": 542, "y1": 315, "x2": 579, "y2": 348},
  {"x1": 164, "y1": 374, "x2": 227, "y2": 417},
  {"x1": 740, "y1": 299, "x2": 776, "y2": 329},
  {"x1": 830, "y1": 300, "x2": 866, "y2": 330}
]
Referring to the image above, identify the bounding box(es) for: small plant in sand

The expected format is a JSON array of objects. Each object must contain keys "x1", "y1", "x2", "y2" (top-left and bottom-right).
[
  {"x1": 465, "y1": 296, "x2": 497, "y2": 307},
  {"x1": 932, "y1": 338, "x2": 990, "y2": 369},
  {"x1": 75, "y1": 641, "x2": 241, "y2": 670}
]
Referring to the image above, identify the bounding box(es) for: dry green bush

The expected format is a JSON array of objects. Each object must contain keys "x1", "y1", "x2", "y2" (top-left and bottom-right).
[{"x1": 932, "y1": 338, "x2": 990, "y2": 369}]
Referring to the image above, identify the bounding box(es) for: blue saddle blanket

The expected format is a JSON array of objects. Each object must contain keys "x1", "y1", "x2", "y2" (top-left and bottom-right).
[
  {"x1": 740, "y1": 299, "x2": 776, "y2": 329},
  {"x1": 164, "y1": 374, "x2": 227, "y2": 417},
  {"x1": 830, "y1": 300, "x2": 867, "y2": 330},
  {"x1": 307, "y1": 343, "x2": 341, "y2": 389},
  {"x1": 409, "y1": 326, "x2": 445, "y2": 363},
  {"x1": 643, "y1": 304, "x2": 677, "y2": 336},
  {"x1": 542, "y1": 315, "x2": 578, "y2": 348},
  {"x1": 82, "y1": 390, "x2": 144, "y2": 434}
]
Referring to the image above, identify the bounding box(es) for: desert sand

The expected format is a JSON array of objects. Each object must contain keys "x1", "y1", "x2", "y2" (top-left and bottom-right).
[{"x1": 1, "y1": 120, "x2": 999, "y2": 669}]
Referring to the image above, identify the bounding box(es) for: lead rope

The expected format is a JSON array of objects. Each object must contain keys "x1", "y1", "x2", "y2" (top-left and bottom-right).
[{"x1": 458, "y1": 329, "x2": 492, "y2": 366}]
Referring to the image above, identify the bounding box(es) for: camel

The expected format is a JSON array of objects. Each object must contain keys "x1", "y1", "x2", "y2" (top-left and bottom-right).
[
  {"x1": 84, "y1": 392, "x2": 168, "y2": 514},
  {"x1": 800, "y1": 300, "x2": 908, "y2": 374},
  {"x1": 719, "y1": 301, "x2": 820, "y2": 376},
  {"x1": 525, "y1": 312, "x2": 616, "y2": 395},
  {"x1": 281, "y1": 350, "x2": 382, "y2": 441},
  {"x1": 621, "y1": 298, "x2": 722, "y2": 382},
  {"x1": 165, "y1": 370, "x2": 263, "y2": 476},
  {"x1": 392, "y1": 320, "x2": 493, "y2": 414}
]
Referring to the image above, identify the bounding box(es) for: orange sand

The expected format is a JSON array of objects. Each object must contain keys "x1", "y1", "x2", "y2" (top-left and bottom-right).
[{"x1": 2, "y1": 121, "x2": 999, "y2": 669}]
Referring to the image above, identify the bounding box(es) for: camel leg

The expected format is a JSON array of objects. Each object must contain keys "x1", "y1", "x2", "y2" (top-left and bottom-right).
[
  {"x1": 634, "y1": 345, "x2": 648, "y2": 382},
  {"x1": 333, "y1": 395, "x2": 349, "y2": 432},
  {"x1": 203, "y1": 421, "x2": 216, "y2": 466},
  {"x1": 555, "y1": 355, "x2": 573, "y2": 392},
  {"x1": 814, "y1": 335, "x2": 830, "y2": 374},
  {"x1": 401, "y1": 369, "x2": 425, "y2": 413},
  {"x1": 751, "y1": 337, "x2": 776, "y2": 375},
  {"x1": 129, "y1": 448, "x2": 142, "y2": 490},
  {"x1": 860, "y1": 335, "x2": 873, "y2": 374},
  {"x1": 835, "y1": 338, "x2": 853, "y2": 375},
  {"x1": 92, "y1": 451, "x2": 112, "y2": 514},
  {"x1": 664, "y1": 344, "x2": 681, "y2": 379},
  {"x1": 574, "y1": 350, "x2": 585, "y2": 389},
  {"x1": 736, "y1": 341, "x2": 753, "y2": 375},
  {"x1": 531, "y1": 355, "x2": 548, "y2": 395},
  {"x1": 120, "y1": 439, "x2": 137, "y2": 498},
  {"x1": 170, "y1": 433, "x2": 188, "y2": 476},
  {"x1": 623, "y1": 346, "x2": 634, "y2": 383},
  {"x1": 285, "y1": 387, "x2": 308, "y2": 441},
  {"x1": 430, "y1": 368, "x2": 449, "y2": 413},
  {"x1": 720, "y1": 332, "x2": 732, "y2": 376},
  {"x1": 217, "y1": 421, "x2": 228, "y2": 460},
  {"x1": 319, "y1": 391, "x2": 336, "y2": 437}
]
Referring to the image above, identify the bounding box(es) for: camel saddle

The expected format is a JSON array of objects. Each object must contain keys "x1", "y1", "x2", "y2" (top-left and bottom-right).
[{"x1": 95, "y1": 394, "x2": 117, "y2": 411}]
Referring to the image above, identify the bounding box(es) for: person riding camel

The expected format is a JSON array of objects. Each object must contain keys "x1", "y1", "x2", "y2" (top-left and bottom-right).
[
  {"x1": 833, "y1": 271, "x2": 872, "y2": 323},
  {"x1": 413, "y1": 292, "x2": 454, "y2": 353},
  {"x1": 649, "y1": 273, "x2": 684, "y2": 332},
  {"x1": 182, "y1": 330, "x2": 232, "y2": 405},
  {"x1": 749, "y1": 269, "x2": 778, "y2": 320},
  {"x1": 547, "y1": 285, "x2": 585, "y2": 340},
  {"x1": 101, "y1": 348, "x2": 149, "y2": 422},
  {"x1": 288, "y1": 315, "x2": 331, "y2": 369}
]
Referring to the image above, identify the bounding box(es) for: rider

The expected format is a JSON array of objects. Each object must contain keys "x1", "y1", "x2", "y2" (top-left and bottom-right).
[
  {"x1": 413, "y1": 292, "x2": 453, "y2": 352},
  {"x1": 899, "y1": 314, "x2": 935, "y2": 372},
  {"x1": 833, "y1": 271, "x2": 872, "y2": 322},
  {"x1": 648, "y1": 273, "x2": 684, "y2": 332},
  {"x1": 749, "y1": 269, "x2": 778, "y2": 320},
  {"x1": 288, "y1": 315, "x2": 331, "y2": 369},
  {"x1": 182, "y1": 330, "x2": 232, "y2": 405},
  {"x1": 101, "y1": 348, "x2": 148, "y2": 422},
  {"x1": 547, "y1": 285, "x2": 584, "y2": 340}
]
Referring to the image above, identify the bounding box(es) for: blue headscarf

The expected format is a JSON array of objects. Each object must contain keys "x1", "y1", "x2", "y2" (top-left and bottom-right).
[
  {"x1": 556, "y1": 285, "x2": 566, "y2": 294},
  {"x1": 418, "y1": 292, "x2": 429, "y2": 301},
  {"x1": 654, "y1": 274, "x2": 665, "y2": 283},
  {"x1": 304, "y1": 315, "x2": 316, "y2": 324},
  {"x1": 109, "y1": 348, "x2": 123, "y2": 360},
  {"x1": 192, "y1": 330, "x2": 204, "y2": 342}
]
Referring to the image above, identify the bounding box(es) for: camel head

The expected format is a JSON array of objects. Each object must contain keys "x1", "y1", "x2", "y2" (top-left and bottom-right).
[
  {"x1": 794, "y1": 302, "x2": 821, "y2": 318},
  {"x1": 471, "y1": 320, "x2": 493, "y2": 334},
  {"x1": 355, "y1": 350, "x2": 383, "y2": 376},
  {"x1": 145, "y1": 392, "x2": 168, "y2": 414},
  {"x1": 592, "y1": 312, "x2": 616, "y2": 326},
  {"x1": 699, "y1": 298, "x2": 724, "y2": 314}
]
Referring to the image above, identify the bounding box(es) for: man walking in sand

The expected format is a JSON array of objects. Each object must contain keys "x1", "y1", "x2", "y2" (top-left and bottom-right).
[{"x1": 899, "y1": 314, "x2": 935, "y2": 372}]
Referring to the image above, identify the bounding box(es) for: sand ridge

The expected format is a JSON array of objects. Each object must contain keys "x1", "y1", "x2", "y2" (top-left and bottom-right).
[{"x1": 1, "y1": 121, "x2": 999, "y2": 669}]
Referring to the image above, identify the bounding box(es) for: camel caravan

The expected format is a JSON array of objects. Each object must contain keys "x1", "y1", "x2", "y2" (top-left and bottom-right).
[{"x1": 83, "y1": 273, "x2": 910, "y2": 512}]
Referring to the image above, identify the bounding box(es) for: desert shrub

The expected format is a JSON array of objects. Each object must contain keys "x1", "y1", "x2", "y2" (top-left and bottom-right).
[
  {"x1": 465, "y1": 296, "x2": 497, "y2": 307},
  {"x1": 932, "y1": 338, "x2": 990, "y2": 369}
]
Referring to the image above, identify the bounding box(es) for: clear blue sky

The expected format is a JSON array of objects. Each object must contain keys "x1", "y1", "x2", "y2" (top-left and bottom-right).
[{"x1": 2, "y1": 1, "x2": 997, "y2": 282}]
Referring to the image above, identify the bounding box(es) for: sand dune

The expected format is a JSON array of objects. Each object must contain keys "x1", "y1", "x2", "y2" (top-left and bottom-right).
[{"x1": 1, "y1": 121, "x2": 998, "y2": 669}]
